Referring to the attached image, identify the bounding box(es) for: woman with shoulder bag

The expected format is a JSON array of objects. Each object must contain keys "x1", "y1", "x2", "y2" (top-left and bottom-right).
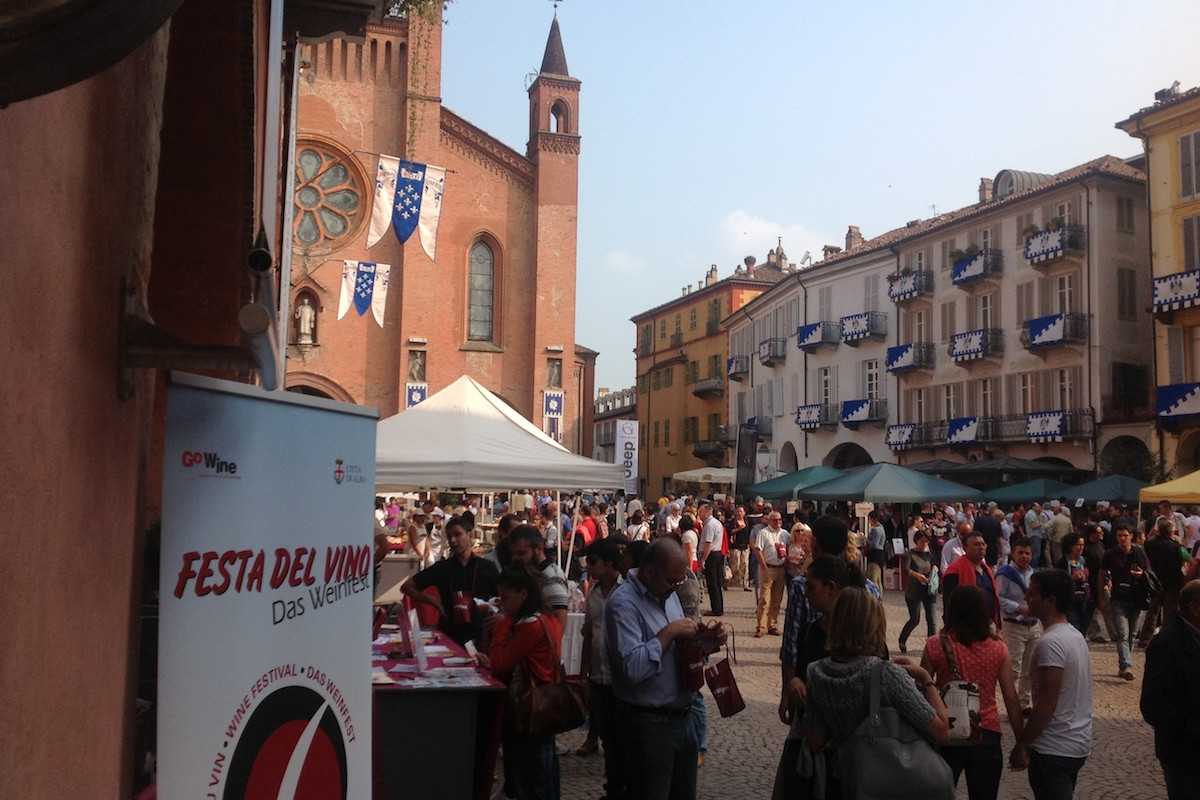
[
  {"x1": 804, "y1": 587, "x2": 952, "y2": 800},
  {"x1": 898, "y1": 530, "x2": 938, "y2": 653},
  {"x1": 487, "y1": 564, "x2": 564, "y2": 800},
  {"x1": 920, "y1": 585, "x2": 1024, "y2": 800}
]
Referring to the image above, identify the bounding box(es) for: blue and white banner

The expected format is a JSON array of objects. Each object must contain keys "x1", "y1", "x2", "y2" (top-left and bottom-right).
[
  {"x1": 1025, "y1": 229, "x2": 1064, "y2": 263},
  {"x1": 1026, "y1": 411, "x2": 1064, "y2": 442},
  {"x1": 887, "y1": 344, "x2": 915, "y2": 372},
  {"x1": 405, "y1": 382, "x2": 428, "y2": 408},
  {"x1": 159, "y1": 375, "x2": 377, "y2": 799},
  {"x1": 795, "y1": 404, "x2": 823, "y2": 430},
  {"x1": 951, "y1": 252, "x2": 985, "y2": 284},
  {"x1": 889, "y1": 272, "x2": 918, "y2": 301},
  {"x1": 950, "y1": 330, "x2": 985, "y2": 361},
  {"x1": 365, "y1": 155, "x2": 446, "y2": 260},
  {"x1": 1153, "y1": 270, "x2": 1200, "y2": 311},
  {"x1": 1027, "y1": 314, "x2": 1065, "y2": 348},
  {"x1": 841, "y1": 399, "x2": 871, "y2": 424},
  {"x1": 841, "y1": 313, "x2": 871, "y2": 342},
  {"x1": 887, "y1": 424, "x2": 916, "y2": 450},
  {"x1": 727, "y1": 356, "x2": 741, "y2": 377},
  {"x1": 337, "y1": 260, "x2": 391, "y2": 327},
  {"x1": 1157, "y1": 382, "x2": 1200, "y2": 418},
  {"x1": 797, "y1": 322, "x2": 822, "y2": 349},
  {"x1": 947, "y1": 416, "x2": 979, "y2": 444},
  {"x1": 544, "y1": 391, "x2": 564, "y2": 419}
]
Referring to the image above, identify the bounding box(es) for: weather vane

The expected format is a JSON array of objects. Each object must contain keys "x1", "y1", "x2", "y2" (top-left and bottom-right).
[{"x1": 549, "y1": 0, "x2": 563, "y2": 8}]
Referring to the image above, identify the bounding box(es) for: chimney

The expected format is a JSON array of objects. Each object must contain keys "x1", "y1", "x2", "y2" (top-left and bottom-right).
[
  {"x1": 822, "y1": 244, "x2": 842, "y2": 259},
  {"x1": 978, "y1": 177, "x2": 994, "y2": 203},
  {"x1": 706, "y1": 265, "x2": 718, "y2": 286},
  {"x1": 743, "y1": 255, "x2": 756, "y2": 278},
  {"x1": 845, "y1": 225, "x2": 863, "y2": 250}
]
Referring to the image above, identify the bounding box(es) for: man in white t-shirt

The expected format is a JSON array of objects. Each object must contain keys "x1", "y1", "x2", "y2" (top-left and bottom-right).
[
  {"x1": 697, "y1": 501, "x2": 725, "y2": 616},
  {"x1": 751, "y1": 510, "x2": 789, "y2": 637},
  {"x1": 1010, "y1": 568, "x2": 1093, "y2": 798},
  {"x1": 1183, "y1": 505, "x2": 1200, "y2": 551}
]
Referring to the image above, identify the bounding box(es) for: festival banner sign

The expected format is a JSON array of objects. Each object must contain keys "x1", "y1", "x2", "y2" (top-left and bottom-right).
[
  {"x1": 157, "y1": 374, "x2": 378, "y2": 799},
  {"x1": 615, "y1": 420, "x2": 639, "y2": 496}
]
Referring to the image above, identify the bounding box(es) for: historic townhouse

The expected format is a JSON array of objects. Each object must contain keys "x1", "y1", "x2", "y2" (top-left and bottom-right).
[
  {"x1": 631, "y1": 255, "x2": 787, "y2": 496},
  {"x1": 726, "y1": 157, "x2": 1151, "y2": 482},
  {"x1": 593, "y1": 385, "x2": 637, "y2": 464},
  {"x1": 1119, "y1": 85, "x2": 1200, "y2": 477}
]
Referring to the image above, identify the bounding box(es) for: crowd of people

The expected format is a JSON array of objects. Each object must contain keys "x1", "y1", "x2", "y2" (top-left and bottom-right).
[{"x1": 380, "y1": 490, "x2": 1200, "y2": 800}]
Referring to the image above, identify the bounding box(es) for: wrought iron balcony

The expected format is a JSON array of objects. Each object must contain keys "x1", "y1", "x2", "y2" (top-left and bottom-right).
[
  {"x1": 706, "y1": 319, "x2": 720, "y2": 335},
  {"x1": 1020, "y1": 312, "x2": 1088, "y2": 350},
  {"x1": 841, "y1": 311, "x2": 888, "y2": 346},
  {"x1": 795, "y1": 403, "x2": 839, "y2": 430},
  {"x1": 1025, "y1": 224, "x2": 1086, "y2": 267},
  {"x1": 1101, "y1": 394, "x2": 1154, "y2": 424},
  {"x1": 900, "y1": 410, "x2": 1095, "y2": 448},
  {"x1": 727, "y1": 355, "x2": 749, "y2": 381},
  {"x1": 841, "y1": 398, "x2": 888, "y2": 427},
  {"x1": 949, "y1": 328, "x2": 1004, "y2": 362},
  {"x1": 692, "y1": 439, "x2": 726, "y2": 457},
  {"x1": 691, "y1": 376, "x2": 725, "y2": 398},
  {"x1": 950, "y1": 248, "x2": 1003, "y2": 286},
  {"x1": 718, "y1": 424, "x2": 739, "y2": 445},
  {"x1": 755, "y1": 417, "x2": 774, "y2": 438},
  {"x1": 670, "y1": 332, "x2": 683, "y2": 347},
  {"x1": 797, "y1": 321, "x2": 840, "y2": 351},
  {"x1": 758, "y1": 337, "x2": 787, "y2": 366},
  {"x1": 886, "y1": 342, "x2": 935, "y2": 373},
  {"x1": 888, "y1": 270, "x2": 935, "y2": 303}
]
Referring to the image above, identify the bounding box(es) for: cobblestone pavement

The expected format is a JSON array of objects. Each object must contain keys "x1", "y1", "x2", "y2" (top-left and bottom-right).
[{"x1": 537, "y1": 583, "x2": 1167, "y2": 800}]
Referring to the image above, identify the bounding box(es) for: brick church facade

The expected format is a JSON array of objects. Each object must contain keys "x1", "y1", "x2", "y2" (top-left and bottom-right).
[{"x1": 287, "y1": 10, "x2": 593, "y2": 451}]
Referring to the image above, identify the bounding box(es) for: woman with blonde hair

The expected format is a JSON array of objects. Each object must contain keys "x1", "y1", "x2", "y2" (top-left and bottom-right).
[{"x1": 804, "y1": 588, "x2": 951, "y2": 797}]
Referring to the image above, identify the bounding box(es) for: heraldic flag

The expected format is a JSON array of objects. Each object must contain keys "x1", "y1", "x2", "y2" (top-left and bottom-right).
[
  {"x1": 337, "y1": 260, "x2": 391, "y2": 327},
  {"x1": 364, "y1": 154, "x2": 446, "y2": 261}
]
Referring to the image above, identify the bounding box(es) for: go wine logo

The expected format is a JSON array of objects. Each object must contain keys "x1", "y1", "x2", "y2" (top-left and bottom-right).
[{"x1": 212, "y1": 669, "x2": 353, "y2": 799}]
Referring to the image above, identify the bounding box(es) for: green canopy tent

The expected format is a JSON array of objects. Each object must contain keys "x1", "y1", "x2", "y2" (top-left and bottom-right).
[
  {"x1": 1065, "y1": 474, "x2": 1148, "y2": 506},
  {"x1": 980, "y1": 478, "x2": 1077, "y2": 505},
  {"x1": 797, "y1": 463, "x2": 981, "y2": 504},
  {"x1": 745, "y1": 465, "x2": 845, "y2": 500}
]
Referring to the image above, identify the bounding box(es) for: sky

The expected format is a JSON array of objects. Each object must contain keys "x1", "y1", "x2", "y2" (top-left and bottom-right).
[{"x1": 439, "y1": 0, "x2": 1200, "y2": 395}]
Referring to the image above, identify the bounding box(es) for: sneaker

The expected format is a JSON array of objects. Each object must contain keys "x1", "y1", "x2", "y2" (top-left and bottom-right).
[{"x1": 1119, "y1": 669, "x2": 1135, "y2": 681}]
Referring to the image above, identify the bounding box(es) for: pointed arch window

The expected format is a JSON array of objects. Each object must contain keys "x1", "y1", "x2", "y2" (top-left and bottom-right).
[
  {"x1": 550, "y1": 99, "x2": 570, "y2": 134},
  {"x1": 468, "y1": 241, "x2": 495, "y2": 342}
]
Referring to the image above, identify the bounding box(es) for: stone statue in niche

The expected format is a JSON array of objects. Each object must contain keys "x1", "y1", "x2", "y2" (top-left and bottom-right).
[{"x1": 295, "y1": 296, "x2": 316, "y2": 344}]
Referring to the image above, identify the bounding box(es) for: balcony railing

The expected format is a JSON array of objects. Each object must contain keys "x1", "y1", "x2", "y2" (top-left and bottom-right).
[
  {"x1": 951, "y1": 248, "x2": 1003, "y2": 286},
  {"x1": 888, "y1": 270, "x2": 934, "y2": 302},
  {"x1": 795, "y1": 403, "x2": 839, "y2": 430},
  {"x1": 797, "y1": 321, "x2": 840, "y2": 351},
  {"x1": 886, "y1": 342, "x2": 935, "y2": 373},
  {"x1": 1101, "y1": 393, "x2": 1155, "y2": 423},
  {"x1": 692, "y1": 439, "x2": 726, "y2": 457},
  {"x1": 887, "y1": 423, "x2": 916, "y2": 450},
  {"x1": 1020, "y1": 312, "x2": 1088, "y2": 350},
  {"x1": 727, "y1": 355, "x2": 749, "y2": 381},
  {"x1": 841, "y1": 311, "x2": 888, "y2": 345},
  {"x1": 841, "y1": 398, "x2": 888, "y2": 427},
  {"x1": 949, "y1": 328, "x2": 1004, "y2": 362},
  {"x1": 669, "y1": 332, "x2": 682, "y2": 347},
  {"x1": 1152, "y1": 268, "x2": 1200, "y2": 313},
  {"x1": 718, "y1": 424, "x2": 739, "y2": 446},
  {"x1": 706, "y1": 319, "x2": 720, "y2": 335},
  {"x1": 1025, "y1": 223, "x2": 1086, "y2": 266},
  {"x1": 758, "y1": 337, "x2": 787, "y2": 366},
  {"x1": 904, "y1": 409, "x2": 1094, "y2": 448},
  {"x1": 692, "y1": 376, "x2": 724, "y2": 398},
  {"x1": 754, "y1": 417, "x2": 774, "y2": 438}
]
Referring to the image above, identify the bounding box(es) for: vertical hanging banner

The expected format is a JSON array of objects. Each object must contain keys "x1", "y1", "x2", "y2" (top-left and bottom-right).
[
  {"x1": 364, "y1": 155, "x2": 447, "y2": 261},
  {"x1": 615, "y1": 420, "x2": 639, "y2": 496},
  {"x1": 157, "y1": 374, "x2": 377, "y2": 800},
  {"x1": 365, "y1": 155, "x2": 399, "y2": 249},
  {"x1": 337, "y1": 260, "x2": 391, "y2": 327}
]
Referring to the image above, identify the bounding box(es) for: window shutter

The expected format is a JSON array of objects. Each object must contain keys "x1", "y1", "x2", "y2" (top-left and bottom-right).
[
  {"x1": 1168, "y1": 327, "x2": 1186, "y2": 385},
  {"x1": 1184, "y1": 216, "x2": 1199, "y2": 271},
  {"x1": 1182, "y1": 133, "x2": 1196, "y2": 200}
]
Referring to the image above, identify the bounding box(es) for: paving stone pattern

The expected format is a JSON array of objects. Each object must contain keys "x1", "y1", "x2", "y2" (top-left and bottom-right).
[{"x1": 536, "y1": 584, "x2": 1167, "y2": 800}]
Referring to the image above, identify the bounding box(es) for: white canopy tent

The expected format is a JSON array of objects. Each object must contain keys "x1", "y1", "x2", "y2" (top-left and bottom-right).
[
  {"x1": 670, "y1": 466, "x2": 736, "y2": 485},
  {"x1": 375, "y1": 375, "x2": 623, "y2": 491}
]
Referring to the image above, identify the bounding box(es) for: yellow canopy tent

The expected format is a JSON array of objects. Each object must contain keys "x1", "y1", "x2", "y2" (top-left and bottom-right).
[{"x1": 1138, "y1": 469, "x2": 1200, "y2": 505}]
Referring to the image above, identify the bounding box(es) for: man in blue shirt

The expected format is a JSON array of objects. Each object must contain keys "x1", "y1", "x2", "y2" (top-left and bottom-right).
[{"x1": 606, "y1": 537, "x2": 726, "y2": 800}]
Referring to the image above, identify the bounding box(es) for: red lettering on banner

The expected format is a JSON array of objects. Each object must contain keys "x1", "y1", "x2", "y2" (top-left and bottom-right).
[
  {"x1": 245, "y1": 550, "x2": 265, "y2": 591},
  {"x1": 270, "y1": 548, "x2": 291, "y2": 589},
  {"x1": 173, "y1": 552, "x2": 200, "y2": 598},
  {"x1": 195, "y1": 551, "x2": 218, "y2": 596}
]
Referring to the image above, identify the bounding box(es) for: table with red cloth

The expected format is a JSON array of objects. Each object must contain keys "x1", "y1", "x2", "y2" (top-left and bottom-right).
[{"x1": 371, "y1": 629, "x2": 505, "y2": 800}]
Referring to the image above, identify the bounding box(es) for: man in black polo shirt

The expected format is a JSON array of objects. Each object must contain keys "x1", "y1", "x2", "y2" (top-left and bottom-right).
[{"x1": 401, "y1": 517, "x2": 499, "y2": 646}]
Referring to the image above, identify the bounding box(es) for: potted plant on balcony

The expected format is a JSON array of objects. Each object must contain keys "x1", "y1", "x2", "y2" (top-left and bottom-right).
[
  {"x1": 1047, "y1": 216, "x2": 1064, "y2": 232},
  {"x1": 1023, "y1": 223, "x2": 1040, "y2": 240},
  {"x1": 964, "y1": 242, "x2": 982, "y2": 257}
]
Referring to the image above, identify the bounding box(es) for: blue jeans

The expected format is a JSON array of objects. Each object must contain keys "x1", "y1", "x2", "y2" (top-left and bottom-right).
[
  {"x1": 899, "y1": 593, "x2": 937, "y2": 646},
  {"x1": 690, "y1": 690, "x2": 708, "y2": 752},
  {"x1": 1027, "y1": 749, "x2": 1086, "y2": 800},
  {"x1": 1110, "y1": 598, "x2": 1143, "y2": 671},
  {"x1": 940, "y1": 730, "x2": 1003, "y2": 800},
  {"x1": 1028, "y1": 535, "x2": 1045, "y2": 569},
  {"x1": 616, "y1": 702, "x2": 698, "y2": 800}
]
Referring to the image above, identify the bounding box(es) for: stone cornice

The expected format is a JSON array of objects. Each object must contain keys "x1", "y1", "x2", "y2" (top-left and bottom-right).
[{"x1": 440, "y1": 107, "x2": 534, "y2": 190}]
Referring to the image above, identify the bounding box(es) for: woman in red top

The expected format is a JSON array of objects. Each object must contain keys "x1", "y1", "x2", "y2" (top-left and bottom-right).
[
  {"x1": 488, "y1": 564, "x2": 563, "y2": 800},
  {"x1": 921, "y1": 585, "x2": 1024, "y2": 800}
]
